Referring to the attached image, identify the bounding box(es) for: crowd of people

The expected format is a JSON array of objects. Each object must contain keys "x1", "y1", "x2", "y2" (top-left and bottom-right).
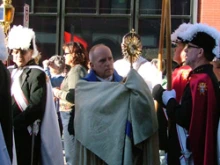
[{"x1": 0, "y1": 22, "x2": 220, "y2": 165}]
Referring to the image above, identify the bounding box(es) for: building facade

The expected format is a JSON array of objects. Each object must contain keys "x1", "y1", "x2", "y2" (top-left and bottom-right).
[{"x1": 10, "y1": 0, "x2": 196, "y2": 60}]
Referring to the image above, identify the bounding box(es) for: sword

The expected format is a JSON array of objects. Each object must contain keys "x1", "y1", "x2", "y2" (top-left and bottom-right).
[
  {"x1": 30, "y1": 120, "x2": 40, "y2": 165},
  {"x1": 30, "y1": 126, "x2": 35, "y2": 165}
]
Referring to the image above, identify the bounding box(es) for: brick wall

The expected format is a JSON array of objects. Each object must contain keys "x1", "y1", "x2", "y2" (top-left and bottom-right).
[{"x1": 198, "y1": 0, "x2": 220, "y2": 31}]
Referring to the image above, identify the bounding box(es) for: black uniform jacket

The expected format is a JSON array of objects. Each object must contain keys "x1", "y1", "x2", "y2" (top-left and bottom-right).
[
  {"x1": 11, "y1": 60, "x2": 47, "y2": 165},
  {"x1": 12, "y1": 60, "x2": 47, "y2": 130}
]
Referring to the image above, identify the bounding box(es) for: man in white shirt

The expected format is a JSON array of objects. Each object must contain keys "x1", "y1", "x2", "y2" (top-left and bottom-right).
[{"x1": 114, "y1": 31, "x2": 162, "y2": 91}]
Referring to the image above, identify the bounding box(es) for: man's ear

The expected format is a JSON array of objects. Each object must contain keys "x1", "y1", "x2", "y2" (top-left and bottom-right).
[
  {"x1": 90, "y1": 62, "x2": 94, "y2": 69},
  {"x1": 198, "y1": 48, "x2": 204, "y2": 58}
]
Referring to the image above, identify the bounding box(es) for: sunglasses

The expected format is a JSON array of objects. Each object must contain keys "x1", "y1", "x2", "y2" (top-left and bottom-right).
[{"x1": 63, "y1": 52, "x2": 70, "y2": 56}]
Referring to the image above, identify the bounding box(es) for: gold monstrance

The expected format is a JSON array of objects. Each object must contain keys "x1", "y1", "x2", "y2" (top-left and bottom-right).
[
  {"x1": 121, "y1": 29, "x2": 142, "y2": 68},
  {"x1": 0, "y1": 0, "x2": 14, "y2": 35}
]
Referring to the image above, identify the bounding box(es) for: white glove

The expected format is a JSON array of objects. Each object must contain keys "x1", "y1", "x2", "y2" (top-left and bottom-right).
[{"x1": 162, "y1": 89, "x2": 176, "y2": 105}]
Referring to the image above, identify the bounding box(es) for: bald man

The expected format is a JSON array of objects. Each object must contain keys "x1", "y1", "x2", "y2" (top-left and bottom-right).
[
  {"x1": 72, "y1": 44, "x2": 159, "y2": 165},
  {"x1": 84, "y1": 44, "x2": 123, "y2": 82}
]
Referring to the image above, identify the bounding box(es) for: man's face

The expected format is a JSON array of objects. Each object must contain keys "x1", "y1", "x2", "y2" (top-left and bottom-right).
[
  {"x1": 90, "y1": 47, "x2": 114, "y2": 78},
  {"x1": 173, "y1": 42, "x2": 186, "y2": 64},
  {"x1": 185, "y1": 43, "x2": 201, "y2": 68},
  {"x1": 11, "y1": 49, "x2": 33, "y2": 67}
]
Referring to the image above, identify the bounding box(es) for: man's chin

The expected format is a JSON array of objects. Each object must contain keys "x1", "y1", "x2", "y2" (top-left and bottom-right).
[
  {"x1": 103, "y1": 73, "x2": 113, "y2": 79},
  {"x1": 16, "y1": 62, "x2": 24, "y2": 67}
]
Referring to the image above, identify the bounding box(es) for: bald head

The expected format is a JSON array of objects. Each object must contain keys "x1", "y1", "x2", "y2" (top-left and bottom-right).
[
  {"x1": 89, "y1": 44, "x2": 114, "y2": 78},
  {"x1": 89, "y1": 44, "x2": 112, "y2": 62}
]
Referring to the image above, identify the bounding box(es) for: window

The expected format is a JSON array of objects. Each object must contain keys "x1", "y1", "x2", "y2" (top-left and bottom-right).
[
  {"x1": 35, "y1": 0, "x2": 58, "y2": 12},
  {"x1": 138, "y1": 18, "x2": 190, "y2": 59},
  {"x1": 11, "y1": 0, "x2": 32, "y2": 13},
  {"x1": 139, "y1": 0, "x2": 161, "y2": 14},
  {"x1": 66, "y1": 0, "x2": 96, "y2": 13},
  {"x1": 99, "y1": 0, "x2": 131, "y2": 14},
  {"x1": 9, "y1": 0, "x2": 193, "y2": 60}
]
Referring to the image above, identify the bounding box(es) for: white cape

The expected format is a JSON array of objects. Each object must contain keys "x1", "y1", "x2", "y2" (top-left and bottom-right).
[{"x1": 41, "y1": 76, "x2": 64, "y2": 165}]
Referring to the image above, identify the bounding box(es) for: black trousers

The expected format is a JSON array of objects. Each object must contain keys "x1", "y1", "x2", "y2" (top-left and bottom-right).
[{"x1": 14, "y1": 128, "x2": 41, "y2": 165}]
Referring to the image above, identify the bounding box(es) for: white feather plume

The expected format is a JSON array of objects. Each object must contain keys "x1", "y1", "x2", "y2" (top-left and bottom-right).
[
  {"x1": 7, "y1": 25, "x2": 38, "y2": 58},
  {"x1": 171, "y1": 23, "x2": 192, "y2": 42},
  {"x1": 178, "y1": 23, "x2": 220, "y2": 58},
  {"x1": 0, "y1": 26, "x2": 9, "y2": 61}
]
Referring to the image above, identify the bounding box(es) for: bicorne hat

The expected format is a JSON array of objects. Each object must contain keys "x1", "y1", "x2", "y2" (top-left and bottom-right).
[
  {"x1": 177, "y1": 23, "x2": 220, "y2": 61},
  {"x1": 171, "y1": 23, "x2": 192, "y2": 44},
  {"x1": 7, "y1": 25, "x2": 39, "y2": 58}
]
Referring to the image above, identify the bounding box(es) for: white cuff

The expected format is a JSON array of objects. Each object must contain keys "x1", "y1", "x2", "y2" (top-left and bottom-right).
[{"x1": 162, "y1": 89, "x2": 176, "y2": 105}]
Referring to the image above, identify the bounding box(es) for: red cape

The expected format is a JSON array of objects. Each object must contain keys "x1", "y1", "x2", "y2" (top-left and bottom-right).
[
  {"x1": 189, "y1": 73, "x2": 218, "y2": 165},
  {"x1": 172, "y1": 65, "x2": 191, "y2": 102}
]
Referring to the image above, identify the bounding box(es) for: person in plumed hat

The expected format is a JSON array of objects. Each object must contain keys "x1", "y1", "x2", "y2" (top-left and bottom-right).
[
  {"x1": 170, "y1": 22, "x2": 193, "y2": 102},
  {"x1": 153, "y1": 23, "x2": 220, "y2": 165},
  {"x1": 8, "y1": 25, "x2": 64, "y2": 165},
  {"x1": 156, "y1": 23, "x2": 193, "y2": 165}
]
